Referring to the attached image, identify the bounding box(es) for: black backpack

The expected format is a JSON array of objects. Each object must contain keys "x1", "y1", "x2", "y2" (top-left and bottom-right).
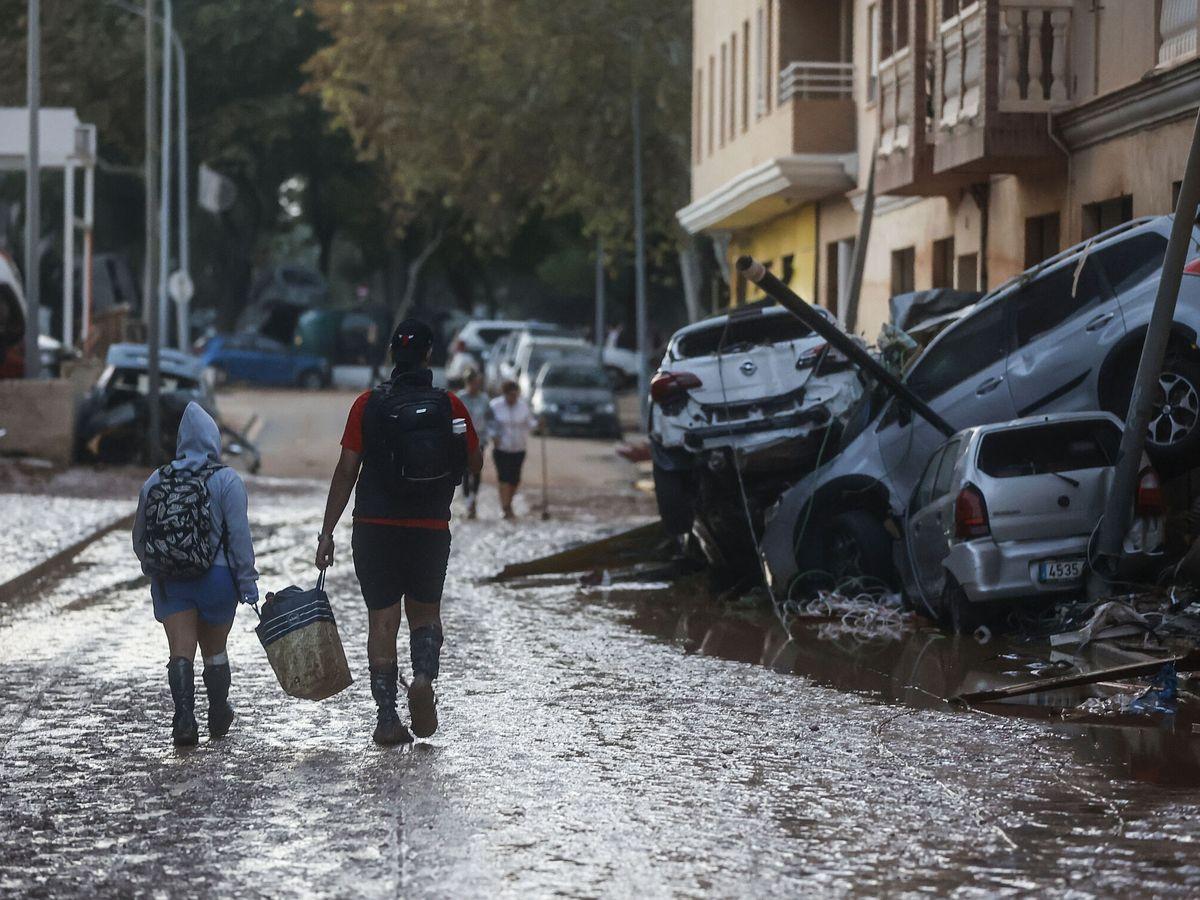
[
  {"x1": 142, "y1": 461, "x2": 225, "y2": 580},
  {"x1": 365, "y1": 382, "x2": 466, "y2": 500}
]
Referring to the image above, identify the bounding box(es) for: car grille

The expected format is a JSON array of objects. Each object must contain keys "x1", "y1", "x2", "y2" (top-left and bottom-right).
[{"x1": 700, "y1": 386, "x2": 807, "y2": 423}]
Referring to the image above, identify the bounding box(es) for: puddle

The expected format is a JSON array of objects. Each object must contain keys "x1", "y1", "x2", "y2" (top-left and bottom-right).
[{"x1": 587, "y1": 577, "x2": 1200, "y2": 788}]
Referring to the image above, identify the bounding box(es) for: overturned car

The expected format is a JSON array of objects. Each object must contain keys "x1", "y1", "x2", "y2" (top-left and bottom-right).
[{"x1": 649, "y1": 301, "x2": 863, "y2": 572}]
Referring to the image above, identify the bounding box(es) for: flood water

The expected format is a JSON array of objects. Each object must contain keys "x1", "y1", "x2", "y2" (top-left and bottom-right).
[{"x1": 4, "y1": 486, "x2": 1200, "y2": 896}]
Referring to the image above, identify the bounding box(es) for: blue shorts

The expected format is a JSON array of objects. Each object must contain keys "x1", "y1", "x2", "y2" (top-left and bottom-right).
[{"x1": 151, "y1": 565, "x2": 240, "y2": 625}]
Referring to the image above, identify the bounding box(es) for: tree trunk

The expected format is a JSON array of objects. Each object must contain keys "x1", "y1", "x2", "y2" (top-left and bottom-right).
[{"x1": 375, "y1": 228, "x2": 445, "y2": 377}]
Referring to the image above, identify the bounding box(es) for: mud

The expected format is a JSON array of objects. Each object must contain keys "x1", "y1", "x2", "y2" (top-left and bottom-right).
[{"x1": 4, "y1": 484, "x2": 1200, "y2": 896}]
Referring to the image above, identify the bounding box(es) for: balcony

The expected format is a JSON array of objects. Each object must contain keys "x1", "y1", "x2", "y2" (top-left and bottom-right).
[
  {"x1": 778, "y1": 61, "x2": 856, "y2": 155},
  {"x1": 930, "y1": 1, "x2": 1067, "y2": 178}
]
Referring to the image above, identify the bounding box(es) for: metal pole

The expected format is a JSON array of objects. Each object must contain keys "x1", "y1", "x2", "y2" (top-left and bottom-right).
[
  {"x1": 632, "y1": 88, "x2": 649, "y2": 421},
  {"x1": 843, "y1": 147, "x2": 876, "y2": 334},
  {"x1": 737, "y1": 255, "x2": 956, "y2": 437},
  {"x1": 82, "y1": 162, "x2": 93, "y2": 344},
  {"x1": 145, "y1": 0, "x2": 161, "y2": 462},
  {"x1": 157, "y1": 0, "x2": 172, "y2": 348},
  {"x1": 62, "y1": 162, "x2": 74, "y2": 349},
  {"x1": 1090, "y1": 108, "x2": 1200, "y2": 587},
  {"x1": 594, "y1": 235, "x2": 605, "y2": 366},
  {"x1": 175, "y1": 30, "x2": 189, "y2": 350},
  {"x1": 23, "y1": 0, "x2": 41, "y2": 379}
]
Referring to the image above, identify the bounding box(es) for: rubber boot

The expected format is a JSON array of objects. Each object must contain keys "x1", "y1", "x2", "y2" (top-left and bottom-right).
[
  {"x1": 203, "y1": 662, "x2": 235, "y2": 739},
  {"x1": 408, "y1": 625, "x2": 443, "y2": 739},
  {"x1": 167, "y1": 657, "x2": 199, "y2": 747},
  {"x1": 369, "y1": 664, "x2": 413, "y2": 746}
]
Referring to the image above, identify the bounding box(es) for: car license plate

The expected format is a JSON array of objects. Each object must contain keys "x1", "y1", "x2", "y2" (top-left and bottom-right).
[
  {"x1": 1038, "y1": 558, "x2": 1084, "y2": 583},
  {"x1": 561, "y1": 413, "x2": 591, "y2": 424}
]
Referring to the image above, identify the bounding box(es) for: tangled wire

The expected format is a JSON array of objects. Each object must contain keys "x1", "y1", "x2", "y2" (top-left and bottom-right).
[{"x1": 779, "y1": 572, "x2": 913, "y2": 642}]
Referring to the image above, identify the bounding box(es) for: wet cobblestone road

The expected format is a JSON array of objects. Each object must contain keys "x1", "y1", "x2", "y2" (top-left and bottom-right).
[{"x1": 4, "y1": 485, "x2": 1200, "y2": 897}]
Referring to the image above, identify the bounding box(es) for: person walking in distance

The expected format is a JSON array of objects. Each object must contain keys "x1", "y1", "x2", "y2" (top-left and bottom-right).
[
  {"x1": 316, "y1": 319, "x2": 483, "y2": 745},
  {"x1": 458, "y1": 369, "x2": 489, "y2": 519},
  {"x1": 488, "y1": 380, "x2": 540, "y2": 519},
  {"x1": 133, "y1": 402, "x2": 259, "y2": 746}
]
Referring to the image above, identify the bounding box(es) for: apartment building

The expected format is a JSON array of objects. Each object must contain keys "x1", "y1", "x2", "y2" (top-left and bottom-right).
[{"x1": 680, "y1": 1, "x2": 1200, "y2": 339}]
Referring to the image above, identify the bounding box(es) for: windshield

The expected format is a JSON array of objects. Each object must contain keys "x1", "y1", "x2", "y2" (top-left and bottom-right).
[
  {"x1": 977, "y1": 419, "x2": 1121, "y2": 478},
  {"x1": 528, "y1": 346, "x2": 587, "y2": 371},
  {"x1": 675, "y1": 313, "x2": 812, "y2": 359},
  {"x1": 543, "y1": 367, "x2": 607, "y2": 389}
]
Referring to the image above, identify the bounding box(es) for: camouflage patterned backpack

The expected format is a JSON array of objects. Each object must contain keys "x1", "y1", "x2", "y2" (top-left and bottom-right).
[{"x1": 143, "y1": 461, "x2": 225, "y2": 580}]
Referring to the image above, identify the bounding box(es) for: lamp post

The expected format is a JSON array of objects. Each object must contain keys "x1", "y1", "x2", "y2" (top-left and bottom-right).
[
  {"x1": 157, "y1": 0, "x2": 172, "y2": 348},
  {"x1": 24, "y1": 0, "x2": 41, "y2": 379}
]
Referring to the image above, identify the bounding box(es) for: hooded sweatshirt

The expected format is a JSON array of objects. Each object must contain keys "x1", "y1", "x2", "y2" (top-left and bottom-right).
[{"x1": 132, "y1": 401, "x2": 259, "y2": 602}]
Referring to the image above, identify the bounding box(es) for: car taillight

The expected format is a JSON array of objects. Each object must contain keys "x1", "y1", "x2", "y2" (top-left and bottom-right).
[
  {"x1": 954, "y1": 484, "x2": 990, "y2": 540},
  {"x1": 796, "y1": 343, "x2": 828, "y2": 370},
  {"x1": 1185, "y1": 258, "x2": 1200, "y2": 276},
  {"x1": 650, "y1": 370, "x2": 702, "y2": 404},
  {"x1": 1136, "y1": 468, "x2": 1166, "y2": 516}
]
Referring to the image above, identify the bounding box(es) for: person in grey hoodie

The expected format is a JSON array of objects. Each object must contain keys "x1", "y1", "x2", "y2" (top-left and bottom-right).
[{"x1": 133, "y1": 402, "x2": 259, "y2": 745}]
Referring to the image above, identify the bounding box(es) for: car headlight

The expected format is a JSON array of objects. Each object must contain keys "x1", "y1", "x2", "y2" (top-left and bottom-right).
[
  {"x1": 599, "y1": 402, "x2": 616, "y2": 415},
  {"x1": 541, "y1": 402, "x2": 559, "y2": 414}
]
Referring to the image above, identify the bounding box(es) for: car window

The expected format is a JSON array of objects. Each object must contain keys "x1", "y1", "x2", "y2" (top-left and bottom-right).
[
  {"x1": 904, "y1": 303, "x2": 1008, "y2": 402},
  {"x1": 255, "y1": 336, "x2": 285, "y2": 353},
  {"x1": 1094, "y1": 232, "x2": 1167, "y2": 296},
  {"x1": 675, "y1": 312, "x2": 811, "y2": 359},
  {"x1": 932, "y1": 439, "x2": 961, "y2": 499},
  {"x1": 477, "y1": 327, "x2": 511, "y2": 345},
  {"x1": 544, "y1": 367, "x2": 608, "y2": 388},
  {"x1": 1011, "y1": 257, "x2": 1107, "y2": 347},
  {"x1": 912, "y1": 446, "x2": 945, "y2": 511},
  {"x1": 976, "y1": 419, "x2": 1121, "y2": 477}
]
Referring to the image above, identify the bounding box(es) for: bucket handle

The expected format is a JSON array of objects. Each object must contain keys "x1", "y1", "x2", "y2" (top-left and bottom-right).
[{"x1": 253, "y1": 571, "x2": 326, "y2": 621}]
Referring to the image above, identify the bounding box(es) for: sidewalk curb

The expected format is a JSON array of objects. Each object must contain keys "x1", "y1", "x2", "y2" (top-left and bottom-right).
[{"x1": 0, "y1": 512, "x2": 136, "y2": 605}]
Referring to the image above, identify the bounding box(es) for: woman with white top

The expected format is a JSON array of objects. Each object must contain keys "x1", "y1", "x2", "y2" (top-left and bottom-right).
[{"x1": 487, "y1": 380, "x2": 540, "y2": 519}]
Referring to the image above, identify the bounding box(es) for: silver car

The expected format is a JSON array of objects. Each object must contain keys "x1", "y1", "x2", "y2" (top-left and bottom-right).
[
  {"x1": 896, "y1": 413, "x2": 1165, "y2": 632},
  {"x1": 531, "y1": 361, "x2": 621, "y2": 438}
]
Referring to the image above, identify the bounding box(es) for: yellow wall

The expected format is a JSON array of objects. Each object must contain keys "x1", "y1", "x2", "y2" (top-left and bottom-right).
[{"x1": 728, "y1": 204, "x2": 817, "y2": 305}]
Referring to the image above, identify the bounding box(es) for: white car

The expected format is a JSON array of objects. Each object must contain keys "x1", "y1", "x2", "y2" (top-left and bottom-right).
[
  {"x1": 511, "y1": 333, "x2": 595, "y2": 397},
  {"x1": 649, "y1": 302, "x2": 863, "y2": 570}
]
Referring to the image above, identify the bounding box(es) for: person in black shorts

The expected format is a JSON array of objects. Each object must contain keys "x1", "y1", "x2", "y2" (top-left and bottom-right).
[
  {"x1": 315, "y1": 319, "x2": 483, "y2": 745},
  {"x1": 487, "y1": 380, "x2": 540, "y2": 519}
]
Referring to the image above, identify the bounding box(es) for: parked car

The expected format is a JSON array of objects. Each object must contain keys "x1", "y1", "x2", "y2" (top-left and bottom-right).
[
  {"x1": 761, "y1": 215, "x2": 1200, "y2": 593},
  {"x1": 649, "y1": 301, "x2": 863, "y2": 571},
  {"x1": 531, "y1": 361, "x2": 621, "y2": 438},
  {"x1": 199, "y1": 333, "x2": 330, "y2": 389},
  {"x1": 0, "y1": 251, "x2": 27, "y2": 378},
  {"x1": 896, "y1": 413, "x2": 1165, "y2": 632},
  {"x1": 77, "y1": 343, "x2": 260, "y2": 470},
  {"x1": 451, "y1": 319, "x2": 562, "y2": 375},
  {"x1": 487, "y1": 324, "x2": 573, "y2": 392},
  {"x1": 511, "y1": 334, "x2": 594, "y2": 397}
]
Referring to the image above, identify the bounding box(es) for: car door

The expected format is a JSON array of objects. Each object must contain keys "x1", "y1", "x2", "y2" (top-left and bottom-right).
[
  {"x1": 1004, "y1": 253, "x2": 1125, "y2": 417},
  {"x1": 909, "y1": 439, "x2": 962, "y2": 602},
  {"x1": 254, "y1": 336, "x2": 293, "y2": 385},
  {"x1": 219, "y1": 335, "x2": 256, "y2": 381},
  {"x1": 902, "y1": 444, "x2": 946, "y2": 609},
  {"x1": 876, "y1": 302, "x2": 1014, "y2": 502}
]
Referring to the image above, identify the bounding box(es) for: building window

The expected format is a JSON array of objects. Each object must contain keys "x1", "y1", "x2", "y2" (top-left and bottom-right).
[
  {"x1": 881, "y1": 0, "x2": 894, "y2": 60},
  {"x1": 719, "y1": 43, "x2": 727, "y2": 147},
  {"x1": 932, "y1": 237, "x2": 955, "y2": 289},
  {"x1": 867, "y1": 4, "x2": 880, "y2": 102},
  {"x1": 826, "y1": 239, "x2": 855, "y2": 316},
  {"x1": 708, "y1": 55, "x2": 716, "y2": 156},
  {"x1": 781, "y1": 254, "x2": 796, "y2": 288},
  {"x1": 895, "y1": 0, "x2": 909, "y2": 51},
  {"x1": 941, "y1": 0, "x2": 960, "y2": 22},
  {"x1": 1082, "y1": 195, "x2": 1133, "y2": 239},
  {"x1": 756, "y1": 7, "x2": 767, "y2": 117},
  {"x1": 742, "y1": 20, "x2": 751, "y2": 131},
  {"x1": 957, "y1": 253, "x2": 979, "y2": 291},
  {"x1": 766, "y1": 0, "x2": 774, "y2": 112},
  {"x1": 1024, "y1": 213, "x2": 1060, "y2": 268},
  {"x1": 730, "y1": 33, "x2": 738, "y2": 140},
  {"x1": 891, "y1": 246, "x2": 916, "y2": 295},
  {"x1": 694, "y1": 68, "x2": 703, "y2": 163}
]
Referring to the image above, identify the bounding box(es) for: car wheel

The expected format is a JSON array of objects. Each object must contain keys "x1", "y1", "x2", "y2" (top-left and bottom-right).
[
  {"x1": 298, "y1": 369, "x2": 325, "y2": 390},
  {"x1": 1109, "y1": 355, "x2": 1200, "y2": 474},
  {"x1": 941, "y1": 575, "x2": 987, "y2": 635},
  {"x1": 822, "y1": 509, "x2": 895, "y2": 586},
  {"x1": 652, "y1": 462, "x2": 695, "y2": 537}
]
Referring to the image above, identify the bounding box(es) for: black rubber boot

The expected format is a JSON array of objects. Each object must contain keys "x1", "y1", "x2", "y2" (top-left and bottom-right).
[
  {"x1": 167, "y1": 657, "x2": 199, "y2": 747},
  {"x1": 369, "y1": 664, "x2": 413, "y2": 746},
  {"x1": 203, "y1": 662, "x2": 235, "y2": 739},
  {"x1": 408, "y1": 625, "x2": 443, "y2": 739}
]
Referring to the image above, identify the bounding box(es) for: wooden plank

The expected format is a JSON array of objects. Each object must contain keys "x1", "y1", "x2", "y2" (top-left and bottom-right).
[
  {"x1": 492, "y1": 521, "x2": 667, "y2": 581},
  {"x1": 952, "y1": 652, "x2": 1200, "y2": 705}
]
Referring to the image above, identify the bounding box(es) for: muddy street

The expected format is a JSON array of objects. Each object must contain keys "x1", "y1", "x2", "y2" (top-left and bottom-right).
[{"x1": 1, "y1": 471, "x2": 1200, "y2": 898}]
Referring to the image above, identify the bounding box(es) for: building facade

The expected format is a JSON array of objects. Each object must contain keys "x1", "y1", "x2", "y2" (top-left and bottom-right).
[{"x1": 680, "y1": 0, "x2": 1200, "y2": 339}]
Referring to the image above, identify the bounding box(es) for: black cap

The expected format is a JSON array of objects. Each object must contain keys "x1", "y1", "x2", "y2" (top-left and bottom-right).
[{"x1": 390, "y1": 318, "x2": 434, "y2": 365}]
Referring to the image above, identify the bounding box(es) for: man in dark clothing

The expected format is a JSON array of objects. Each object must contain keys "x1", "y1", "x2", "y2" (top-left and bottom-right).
[{"x1": 316, "y1": 319, "x2": 484, "y2": 745}]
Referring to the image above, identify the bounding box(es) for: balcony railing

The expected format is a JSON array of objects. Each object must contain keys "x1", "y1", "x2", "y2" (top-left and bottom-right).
[
  {"x1": 879, "y1": 48, "x2": 914, "y2": 156},
  {"x1": 1159, "y1": 0, "x2": 1200, "y2": 68},
  {"x1": 778, "y1": 61, "x2": 854, "y2": 103},
  {"x1": 938, "y1": 1, "x2": 985, "y2": 126},
  {"x1": 998, "y1": 0, "x2": 1073, "y2": 111}
]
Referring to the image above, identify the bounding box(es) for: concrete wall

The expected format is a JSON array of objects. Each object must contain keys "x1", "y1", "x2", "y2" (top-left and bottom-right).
[
  {"x1": 728, "y1": 204, "x2": 818, "y2": 303},
  {"x1": 0, "y1": 379, "x2": 77, "y2": 467}
]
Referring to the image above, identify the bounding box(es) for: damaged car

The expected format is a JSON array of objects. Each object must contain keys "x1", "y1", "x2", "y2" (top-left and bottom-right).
[
  {"x1": 649, "y1": 300, "x2": 863, "y2": 571},
  {"x1": 77, "y1": 343, "x2": 260, "y2": 471},
  {"x1": 761, "y1": 214, "x2": 1199, "y2": 595},
  {"x1": 898, "y1": 413, "x2": 1165, "y2": 633}
]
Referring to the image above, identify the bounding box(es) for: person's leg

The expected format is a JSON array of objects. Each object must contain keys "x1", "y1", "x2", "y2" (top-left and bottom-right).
[
  {"x1": 405, "y1": 530, "x2": 450, "y2": 739},
  {"x1": 162, "y1": 609, "x2": 200, "y2": 746},
  {"x1": 354, "y1": 523, "x2": 413, "y2": 745},
  {"x1": 197, "y1": 617, "x2": 236, "y2": 738},
  {"x1": 498, "y1": 481, "x2": 515, "y2": 517}
]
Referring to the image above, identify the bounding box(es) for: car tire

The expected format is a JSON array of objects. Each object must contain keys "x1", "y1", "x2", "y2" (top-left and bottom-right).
[
  {"x1": 941, "y1": 575, "x2": 987, "y2": 636},
  {"x1": 1109, "y1": 355, "x2": 1200, "y2": 475},
  {"x1": 298, "y1": 369, "x2": 325, "y2": 390},
  {"x1": 652, "y1": 462, "x2": 695, "y2": 537},
  {"x1": 822, "y1": 509, "x2": 896, "y2": 586}
]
